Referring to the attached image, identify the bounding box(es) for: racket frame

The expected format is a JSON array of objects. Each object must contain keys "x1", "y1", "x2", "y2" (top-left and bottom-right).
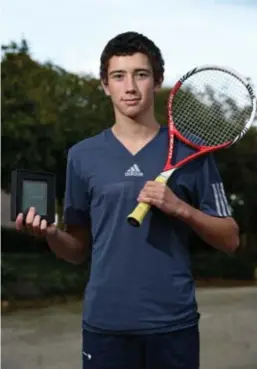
[{"x1": 127, "y1": 64, "x2": 256, "y2": 227}]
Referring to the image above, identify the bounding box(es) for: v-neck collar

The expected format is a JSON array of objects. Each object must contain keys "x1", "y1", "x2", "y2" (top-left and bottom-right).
[{"x1": 104, "y1": 127, "x2": 165, "y2": 159}]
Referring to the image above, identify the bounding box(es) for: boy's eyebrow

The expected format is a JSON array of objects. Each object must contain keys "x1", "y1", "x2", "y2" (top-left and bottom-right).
[
  {"x1": 109, "y1": 70, "x2": 124, "y2": 75},
  {"x1": 109, "y1": 68, "x2": 151, "y2": 76}
]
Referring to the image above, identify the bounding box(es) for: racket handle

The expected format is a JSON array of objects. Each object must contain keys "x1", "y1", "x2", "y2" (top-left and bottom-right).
[{"x1": 127, "y1": 175, "x2": 167, "y2": 227}]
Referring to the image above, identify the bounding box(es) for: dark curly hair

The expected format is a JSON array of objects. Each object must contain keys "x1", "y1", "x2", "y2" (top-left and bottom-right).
[{"x1": 100, "y1": 31, "x2": 165, "y2": 85}]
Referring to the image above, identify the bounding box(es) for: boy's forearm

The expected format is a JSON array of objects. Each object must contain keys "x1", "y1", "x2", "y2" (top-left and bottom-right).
[
  {"x1": 46, "y1": 228, "x2": 89, "y2": 264},
  {"x1": 176, "y1": 203, "x2": 240, "y2": 253}
]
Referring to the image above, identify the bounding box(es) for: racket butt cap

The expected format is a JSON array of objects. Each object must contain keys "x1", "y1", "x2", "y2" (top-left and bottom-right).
[{"x1": 127, "y1": 216, "x2": 141, "y2": 227}]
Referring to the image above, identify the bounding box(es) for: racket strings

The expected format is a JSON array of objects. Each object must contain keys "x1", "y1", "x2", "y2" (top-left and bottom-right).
[{"x1": 171, "y1": 70, "x2": 253, "y2": 146}]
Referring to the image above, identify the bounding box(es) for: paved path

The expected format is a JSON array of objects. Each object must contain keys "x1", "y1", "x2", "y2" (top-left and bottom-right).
[
  {"x1": 2, "y1": 287, "x2": 257, "y2": 369},
  {"x1": 197, "y1": 287, "x2": 257, "y2": 369}
]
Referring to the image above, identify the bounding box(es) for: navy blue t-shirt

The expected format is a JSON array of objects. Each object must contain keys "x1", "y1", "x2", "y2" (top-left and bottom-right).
[{"x1": 64, "y1": 127, "x2": 231, "y2": 334}]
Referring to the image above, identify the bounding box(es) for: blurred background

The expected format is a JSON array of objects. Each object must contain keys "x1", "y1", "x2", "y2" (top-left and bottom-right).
[{"x1": 1, "y1": 1, "x2": 257, "y2": 368}]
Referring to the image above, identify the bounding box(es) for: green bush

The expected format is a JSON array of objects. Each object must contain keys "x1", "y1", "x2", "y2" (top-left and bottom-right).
[
  {"x1": 1, "y1": 226, "x2": 91, "y2": 300},
  {"x1": 1, "y1": 253, "x2": 90, "y2": 300},
  {"x1": 1, "y1": 226, "x2": 49, "y2": 253},
  {"x1": 191, "y1": 251, "x2": 255, "y2": 280},
  {"x1": 1, "y1": 227, "x2": 256, "y2": 302}
]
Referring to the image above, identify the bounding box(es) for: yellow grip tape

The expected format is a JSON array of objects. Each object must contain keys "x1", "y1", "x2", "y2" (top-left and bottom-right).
[{"x1": 127, "y1": 175, "x2": 167, "y2": 227}]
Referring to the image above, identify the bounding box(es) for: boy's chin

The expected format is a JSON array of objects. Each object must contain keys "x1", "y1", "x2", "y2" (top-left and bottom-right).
[{"x1": 122, "y1": 107, "x2": 145, "y2": 119}]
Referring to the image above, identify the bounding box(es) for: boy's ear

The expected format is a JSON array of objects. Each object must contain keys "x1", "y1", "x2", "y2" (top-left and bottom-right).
[
  {"x1": 101, "y1": 79, "x2": 110, "y2": 96},
  {"x1": 154, "y1": 76, "x2": 163, "y2": 92}
]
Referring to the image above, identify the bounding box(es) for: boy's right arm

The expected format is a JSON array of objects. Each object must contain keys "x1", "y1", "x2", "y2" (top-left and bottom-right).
[
  {"x1": 16, "y1": 207, "x2": 91, "y2": 265},
  {"x1": 16, "y1": 147, "x2": 92, "y2": 265}
]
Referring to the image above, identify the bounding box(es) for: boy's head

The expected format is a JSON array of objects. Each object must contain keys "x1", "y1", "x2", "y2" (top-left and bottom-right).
[
  {"x1": 100, "y1": 32, "x2": 165, "y2": 119},
  {"x1": 100, "y1": 31, "x2": 165, "y2": 85}
]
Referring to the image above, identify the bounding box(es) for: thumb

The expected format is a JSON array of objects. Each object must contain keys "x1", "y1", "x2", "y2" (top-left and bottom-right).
[{"x1": 45, "y1": 223, "x2": 58, "y2": 237}]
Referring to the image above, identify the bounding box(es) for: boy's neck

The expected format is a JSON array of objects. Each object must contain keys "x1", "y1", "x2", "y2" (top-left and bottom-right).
[{"x1": 112, "y1": 111, "x2": 160, "y2": 141}]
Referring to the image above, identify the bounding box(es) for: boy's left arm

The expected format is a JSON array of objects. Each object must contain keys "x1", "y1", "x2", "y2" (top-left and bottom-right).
[{"x1": 138, "y1": 155, "x2": 240, "y2": 253}]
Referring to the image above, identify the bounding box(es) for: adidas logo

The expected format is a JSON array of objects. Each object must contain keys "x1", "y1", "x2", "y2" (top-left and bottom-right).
[{"x1": 125, "y1": 164, "x2": 144, "y2": 177}]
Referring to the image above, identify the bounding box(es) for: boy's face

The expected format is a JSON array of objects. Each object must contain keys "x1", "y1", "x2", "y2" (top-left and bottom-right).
[{"x1": 102, "y1": 52, "x2": 161, "y2": 119}]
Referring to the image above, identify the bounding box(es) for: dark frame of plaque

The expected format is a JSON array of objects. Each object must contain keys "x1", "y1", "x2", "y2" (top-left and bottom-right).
[{"x1": 11, "y1": 169, "x2": 56, "y2": 224}]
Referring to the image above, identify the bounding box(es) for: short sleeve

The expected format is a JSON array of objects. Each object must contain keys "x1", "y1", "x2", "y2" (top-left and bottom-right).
[
  {"x1": 195, "y1": 154, "x2": 231, "y2": 218},
  {"x1": 63, "y1": 148, "x2": 90, "y2": 226}
]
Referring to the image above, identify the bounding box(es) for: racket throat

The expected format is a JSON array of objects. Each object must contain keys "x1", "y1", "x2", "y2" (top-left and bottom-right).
[{"x1": 159, "y1": 168, "x2": 176, "y2": 181}]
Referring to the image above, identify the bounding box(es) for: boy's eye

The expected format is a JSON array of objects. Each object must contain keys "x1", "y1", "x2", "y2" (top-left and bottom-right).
[
  {"x1": 111, "y1": 71, "x2": 149, "y2": 80},
  {"x1": 113, "y1": 74, "x2": 123, "y2": 80},
  {"x1": 137, "y1": 72, "x2": 148, "y2": 78}
]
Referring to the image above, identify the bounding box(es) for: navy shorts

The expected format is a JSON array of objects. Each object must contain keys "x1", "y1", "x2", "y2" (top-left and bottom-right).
[{"x1": 82, "y1": 325, "x2": 200, "y2": 369}]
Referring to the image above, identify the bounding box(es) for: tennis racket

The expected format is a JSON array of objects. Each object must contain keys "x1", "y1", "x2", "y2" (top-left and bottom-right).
[{"x1": 127, "y1": 64, "x2": 256, "y2": 227}]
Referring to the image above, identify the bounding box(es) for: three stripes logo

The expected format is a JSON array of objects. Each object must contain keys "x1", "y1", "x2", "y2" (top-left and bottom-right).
[
  {"x1": 212, "y1": 182, "x2": 232, "y2": 217},
  {"x1": 125, "y1": 164, "x2": 144, "y2": 177}
]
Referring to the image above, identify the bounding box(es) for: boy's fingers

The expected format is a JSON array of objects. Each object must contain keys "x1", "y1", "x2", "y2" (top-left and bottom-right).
[
  {"x1": 40, "y1": 219, "x2": 48, "y2": 231},
  {"x1": 16, "y1": 213, "x2": 24, "y2": 230},
  {"x1": 25, "y1": 207, "x2": 36, "y2": 226},
  {"x1": 33, "y1": 214, "x2": 41, "y2": 228}
]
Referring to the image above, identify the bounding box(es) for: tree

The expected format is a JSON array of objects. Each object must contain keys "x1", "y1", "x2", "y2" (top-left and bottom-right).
[{"x1": 1, "y1": 40, "x2": 113, "y2": 208}]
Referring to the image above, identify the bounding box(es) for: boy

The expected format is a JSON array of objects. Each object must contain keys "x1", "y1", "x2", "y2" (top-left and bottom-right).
[{"x1": 16, "y1": 31, "x2": 239, "y2": 369}]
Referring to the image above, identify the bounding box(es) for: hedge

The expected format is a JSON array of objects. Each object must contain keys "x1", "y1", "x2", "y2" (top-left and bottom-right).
[{"x1": 1, "y1": 227, "x2": 255, "y2": 301}]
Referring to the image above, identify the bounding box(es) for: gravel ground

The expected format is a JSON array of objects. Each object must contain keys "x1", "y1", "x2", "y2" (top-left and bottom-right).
[{"x1": 2, "y1": 286, "x2": 257, "y2": 369}]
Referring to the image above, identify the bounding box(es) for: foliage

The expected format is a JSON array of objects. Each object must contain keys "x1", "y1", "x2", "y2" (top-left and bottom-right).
[
  {"x1": 1, "y1": 225, "x2": 49, "y2": 253},
  {"x1": 1, "y1": 245, "x2": 255, "y2": 301},
  {"x1": 191, "y1": 251, "x2": 255, "y2": 281},
  {"x1": 1, "y1": 40, "x2": 113, "y2": 207},
  {"x1": 1, "y1": 252, "x2": 89, "y2": 300}
]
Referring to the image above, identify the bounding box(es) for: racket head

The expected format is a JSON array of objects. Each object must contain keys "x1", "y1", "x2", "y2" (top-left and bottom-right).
[
  {"x1": 167, "y1": 65, "x2": 256, "y2": 151},
  {"x1": 127, "y1": 65, "x2": 256, "y2": 229}
]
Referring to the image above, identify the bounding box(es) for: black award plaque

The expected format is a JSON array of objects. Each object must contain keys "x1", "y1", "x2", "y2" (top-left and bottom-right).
[{"x1": 11, "y1": 169, "x2": 56, "y2": 224}]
